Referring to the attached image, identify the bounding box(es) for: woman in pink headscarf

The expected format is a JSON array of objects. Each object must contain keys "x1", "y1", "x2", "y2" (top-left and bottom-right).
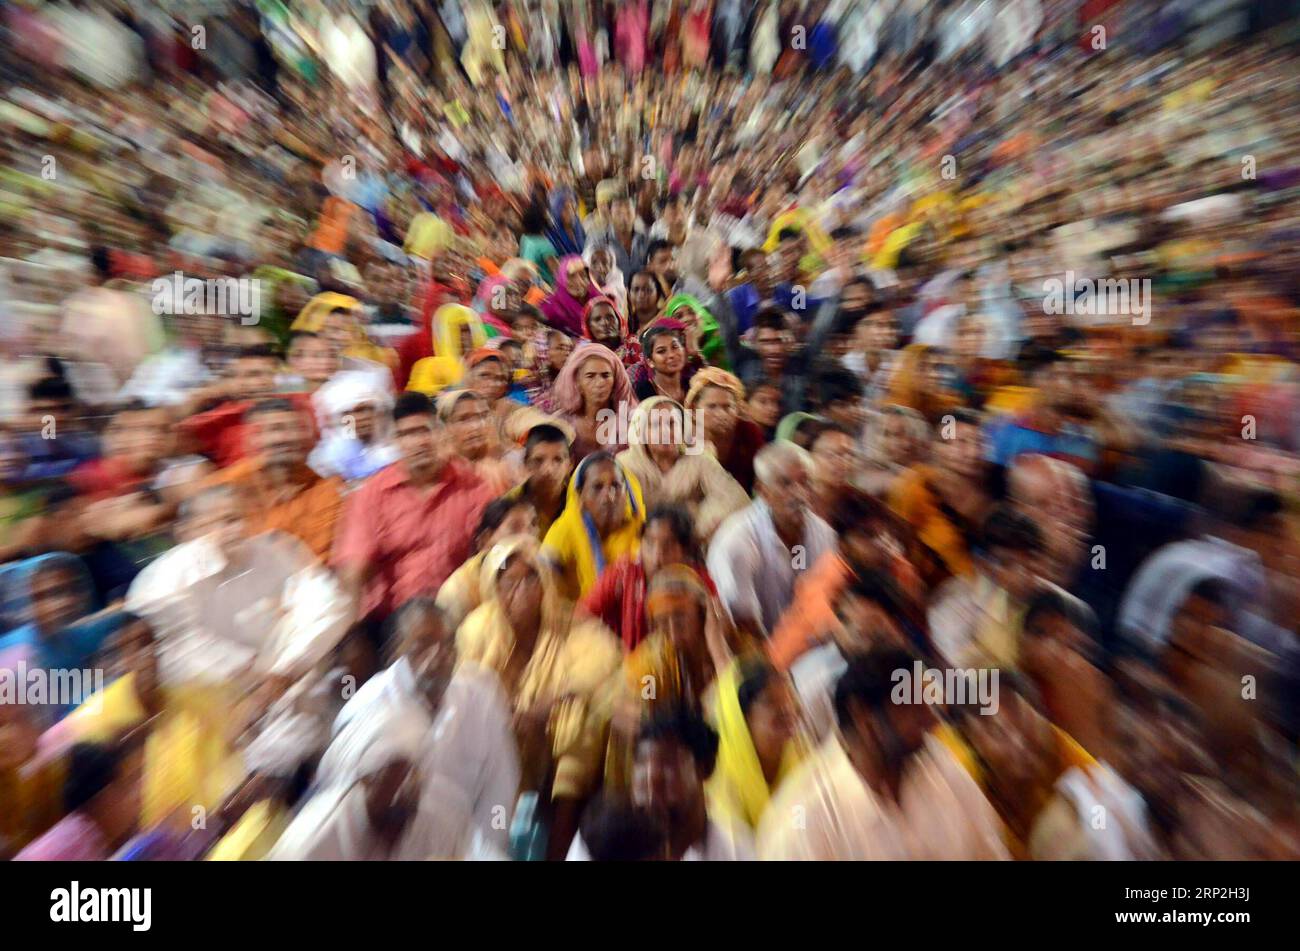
[
  {"x1": 550, "y1": 342, "x2": 638, "y2": 463},
  {"x1": 541, "y1": 255, "x2": 599, "y2": 338}
]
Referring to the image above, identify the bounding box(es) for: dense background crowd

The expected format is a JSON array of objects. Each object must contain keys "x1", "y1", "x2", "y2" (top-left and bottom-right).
[{"x1": 0, "y1": 0, "x2": 1297, "y2": 861}]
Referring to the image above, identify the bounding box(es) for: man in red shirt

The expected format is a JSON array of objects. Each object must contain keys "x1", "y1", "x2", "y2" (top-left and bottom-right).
[{"x1": 333, "y1": 391, "x2": 497, "y2": 637}]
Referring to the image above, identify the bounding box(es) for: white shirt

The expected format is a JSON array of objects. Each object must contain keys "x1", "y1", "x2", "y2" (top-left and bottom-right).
[{"x1": 317, "y1": 659, "x2": 522, "y2": 855}]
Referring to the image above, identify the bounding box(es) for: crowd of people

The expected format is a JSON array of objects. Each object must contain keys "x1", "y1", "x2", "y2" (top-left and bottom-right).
[{"x1": 1, "y1": 0, "x2": 1298, "y2": 862}]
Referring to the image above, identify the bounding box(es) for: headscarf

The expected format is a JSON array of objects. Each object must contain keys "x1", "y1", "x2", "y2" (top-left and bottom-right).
[
  {"x1": 540, "y1": 255, "x2": 599, "y2": 337},
  {"x1": 290, "y1": 291, "x2": 393, "y2": 365},
  {"x1": 664, "y1": 293, "x2": 726, "y2": 367},
  {"x1": 581, "y1": 294, "x2": 628, "y2": 343},
  {"x1": 308, "y1": 369, "x2": 400, "y2": 481},
  {"x1": 0, "y1": 553, "x2": 103, "y2": 671},
  {"x1": 541, "y1": 453, "x2": 646, "y2": 598},
  {"x1": 684, "y1": 366, "x2": 745, "y2": 409},
  {"x1": 407, "y1": 303, "x2": 489, "y2": 393},
  {"x1": 705, "y1": 658, "x2": 805, "y2": 829},
  {"x1": 549, "y1": 342, "x2": 638, "y2": 416},
  {"x1": 546, "y1": 186, "x2": 587, "y2": 257},
  {"x1": 583, "y1": 245, "x2": 627, "y2": 316}
]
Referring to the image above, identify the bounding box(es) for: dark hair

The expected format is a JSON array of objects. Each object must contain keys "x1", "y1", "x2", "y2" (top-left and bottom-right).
[
  {"x1": 646, "y1": 238, "x2": 674, "y2": 262},
  {"x1": 524, "y1": 423, "x2": 571, "y2": 458},
  {"x1": 580, "y1": 795, "x2": 668, "y2": 861},
  {"x1": 736, "y1": 658, "x2": 776, "y2": 716},
  {"x1": 236, "y1": 344, "x2": 279, "y2": 361},
  {"x1": 575, "y1": 451, "x2": 617, "y2": 491},
  {"x1": 28, "y1": 377, "x2": 73, "y2": 402},
  {"x1": 64, "y1": 734, "x2": 141, "y2": 814},
  {"x1": 811, "y1": 419, "x2": 856, "y2": 449},
  {"x1": 776, "y1": 227, "x2": 803, "y2": 244},
  {"x1": 829, "y1": 491, "x2": 892, "y2": 536},
  {"x1": 636, "y1": 706, "x2": 719, "y2": 778},
  {"x1": 393, "y1": 391, "x2": 436, "y2": 423},
  {"x1": 474, "y1": 495, "x2": 535, "y2": 547},
  {"x1": 521, "y1": 204, "x2": 548, "y2": 235},
  {"x1": 812, "y1": 368, "x2": 865, "y2": 409},
  {"x1": 1023, "y1": 588, "x2": 1099, "y2": 641},
  {"x1": 833, "y1": 647, "x2": 920, "y2": 730},
  {"x1": 288, "y1": 330, "x2": 320, "y2": 346},
  {"x1": 643, "y1": 504, "x2": 698, "y2": 558},
  {"x1": 244, "y1": 397, "x2": 299, "y2": 421},
  {"x1": 627, "y1": 269, "x2": 663, "y2": 299},
  {"x1": 753, "y1": 308, "x2": 788, "y2": 333},
  {"x1": 835, "y1": 568, "x2": 906, "y2": 619},
  {"x1": 979, "y1": 505, "x2": 1043, "y2": 556},
  {"x1": 512, "y1": 304, "x2": 544, "y2": 327},
  {"x1": 829, "y1": 225, "x2": 860, "y2": 242}
]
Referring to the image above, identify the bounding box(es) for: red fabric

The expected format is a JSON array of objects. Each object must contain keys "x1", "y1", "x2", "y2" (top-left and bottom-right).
[
  {"x1": 717, "y1": 419, "x2": 766, "y2": 495},
  {"x1": 332, "y1": 457, "x2": 496, "y2": 621},
  {"x1": 395, "y1": 279, "x2": 463, "y2": 388},
  {"x1": 579, "y1": 556, "x2": 715, "y2": 653},
  {"x1": 179, "y1": 393, "x2": 316, "y2": 469},
  {"x1": 68, "y1": 457, "x2": 150, "y2": 501}
]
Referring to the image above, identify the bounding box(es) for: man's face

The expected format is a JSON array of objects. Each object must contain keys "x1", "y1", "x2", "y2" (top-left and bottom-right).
[
  {"x1": 611, "y1": 199, "x2": 634, "y2": 232},
  {"x1": 524, "y1": 438, "x2": 571, "y2": 496},
  {"x1": 547, "y1": 332, "x2": 574, "y2": 371},
  {"x1": 743, "y1": 251, "x2": 769, "y2": 287},
  {"x1": 933, "y1": 421, "x2": 984, "y2": 482},
  {"x1": 587, "y1": 303, "x2": 621, "y2": 347},
  {"x1": 185, "y1": 492, "x2": 247, "y2": 554},
  {"x1": 860, "y1": 311, "x2": 897, "y2": 352},
  {"x1": 812, "y1": 430, "x2": 857, "y2": 489},
  {"x1": 580, "y1": 459, "x2": 626, "y2": 534},
  {"x1": 650, "y1": 248, "x2": 678, "y2": 284},
  {"x1": 395, "y1": 412, "x2": 443, "y2": 476},
  {"x1": 758, "y1": 457, "x2": 810, "y2": 528},
  {"x1": 402, "y1": 608, "x2": 456, "y2": 699},
  {"x1": 30, "y1": 565, "x2": 82, "y2": 635},
  {"x1": 469, "y1": 358, "x2": 509, "y2": 402},
  {"x1": 629, "y1": 273, "x2": 659, "y2": 314},
  {"x1": 253, "y1": 409, "x2": 306, "y2": 468},
  {"x1": 776, "y1": 239, "x2": 801, "y2": 282},
  {"x1": 108, "y1": 408, "x2": 168, "y2": 473},
  {"x1": 448, "y1": 394, "x2": 491, "y2": 458},
  {"x1": 755, "y1": 327, "x2": 790, "y2": 372},
  {"x1": 290, "y1": 335, "x2": 339, "y2": 384},
  {"x1": 232, "y1": 357, "x2": 279, "y2": 401},
  {"x1": 632, "y1": 738, "x2": 700, "y2": 827}
]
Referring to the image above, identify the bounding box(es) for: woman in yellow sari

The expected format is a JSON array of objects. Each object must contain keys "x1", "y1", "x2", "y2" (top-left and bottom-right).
[
  {"x1": 705, "y1": 657, "x2": 806, "y2": 830},
  {"x1": 540, "y1": 451, "x2": 645, "y2": 600},
  {"x1": 290, "y1": 291, "x2": 395, "y2": 367},
  {"x1": 456, "y1": 535, "x2": 622, "y2": 858},
  {"x1": 36, "y1": 613, "x2": 245, "y2": 837},
  {"x1": 406, "y1": 303, "x2": 490, "y2": 395}
]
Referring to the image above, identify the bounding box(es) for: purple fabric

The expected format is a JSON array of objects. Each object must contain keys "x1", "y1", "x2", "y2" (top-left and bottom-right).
[{"x1": 14, "y1": 812, "x2": 109, "y2": 861}]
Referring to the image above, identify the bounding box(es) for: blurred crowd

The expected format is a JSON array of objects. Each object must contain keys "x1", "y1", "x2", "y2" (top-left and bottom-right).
[{"x1": 1, "y1": 0, "x2": 1298, "y2": 862}]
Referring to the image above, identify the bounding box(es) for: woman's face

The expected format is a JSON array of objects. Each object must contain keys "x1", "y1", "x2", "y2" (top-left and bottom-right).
[
  {"x1": 648, "y1": 595, "x2": 705, "y2": 650},
  {"x1": 587, "y1": 302, "x2": 621, "y2": 344},
  {"x1": 498, "y1": 555, "x2": 544, "y2": 625},
  {"x1": 548, "y1": 332, "x2": 574, "y2": 371},
  {"x1": 579, "y1": 459, "x2": 626, "y2": 534},
  {"x1": 881, "y1": 412, "x2": 915, "y2": 464},
  {"x1": 469, "y1": 357, "x2": 510, "y2": 402},
  {"x1": 696, "y1": 385, "x2": 737, "y2": 438},
  {"x1": 745, "y1": 679, "x2": 799, "y2": 766},
  {"x1": 448, "y1": 394, "x2": 491, "y2": 457},
  {"x1": 322, "y1": 311, "x2": 354, "y2": 353},
  {"x1": 649, "y1": 333, "x2": 686, "y2": 376},
  {"x1": 577, "y1": 356, "x2": 616, "y2": 409},
  {"x1": 30, "y1": 565, "x2": 83, "y2": 636},
  {"x1": 564, "y1": 261, "x2": 591, "y2": 299},
  {"x1": 747, "y1": 385, "x2": 781, "y2": 428}
]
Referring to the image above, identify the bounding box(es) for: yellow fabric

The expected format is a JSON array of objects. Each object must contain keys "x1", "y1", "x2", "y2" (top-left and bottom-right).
[
  {"x1": 456, "y1": 536, "x2": 621, "y2": 799},
  {"x1": 60, "y1": 675, "x2": 245, "y2": 830},
  {"x1": 704, "y1": 660, "x2": 804, "y2": 829},
  {"x1": 433, "y1": 303, "x2": 489, "y2": 362},
  {"x1": 290, "y1": 292, "x2": 394, "y2": 365},
  {"x1": 540, "y1": 457, "x2": 645, "y2": 600},
  {"x1": 205, "y1": 800, "x2": 288, "y2": 861},
  {"x1": 404, "y1": 212, "x2": 455, "y2": 260},
  {"x1": 762, "y1": 208, "x2": 831, "y2": 256},
  {"x1": 872, "y1": 221, "x2": 924, "y2": 270},
  {"x1": 407, "y1": 355, "x2": 464, "y2": 393}
]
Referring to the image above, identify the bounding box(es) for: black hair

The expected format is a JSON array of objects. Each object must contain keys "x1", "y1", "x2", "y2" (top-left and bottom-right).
[
  {"x1": 833, "y1": 646, "x2": 920, "y2": 730},
  {"x1": 636, "y1": 706, "x2": 719, "y2": 779},
  {"x1": 829, "y1": 490, "x2": 892, "y2": 536},
  {"x1": 474, "y1": 495, "x2": 535, "y2": 547},
  {"x1": 979, "y1": 505, "x2": 1043, "y2": 555},
  {"x1": 236, "y1": 343, "x2": 279, "y2": 361},
  {"x1": 645, "y1": 238, "x2": 674, "y2": 262},
  {"x1": 393, "y1": 391, "x2": 436, "y2": 423},
  {"x1": 643, "y1": 504, "x2": 699, "y2": 559},
  {"x1": 28, "y1": 377, "x2": 74, "y2": 402},
  {"x1": 1023, "y1": 589, "x2": 1099, "y2": 640},
  {"x1": 513, "y1": 304, "x2": 544, "y2": 326},
  {"x1": 244, "y1": 397, "x2": 299, "y2": 420},
  {"x1": 627, "y1": 269, "x2": 664, "y2": 300},
  {"x1": 753, "y1": 308, "x2": 788, "y2": 333},
  {"x1": 812, "y1": 368, "x2": 866, "y2": 409},
  {"x1": 829, "y1": 225, "x2": 860, "y2": 242},
  {"x1": 523, "y1": 423, "x2": 570, "y2": 458},
  {"x1": 575, "y1": 451, "x2": 617, "y2": 491},
  {"x1": 835, "y1": 568, "x2": 907, "y2": 620},
  {"x1": 579, "y1": 794, "x2": 669, "y2": 861},
  {"x1": 776, "y1": 227, "x2": 803, "y2": 244},
  {"x1": 64, "y1": 733, "x2": 141, "y2": 814},
  {"x1": 520, "y1": 204, "x2": 548, "y2": 235},
  {"x1": 288, "y1": 330, "x2": 320, "y2": 345},
  {"x1": 736, "y1": 658, "x2": 777, "y2": 716}
]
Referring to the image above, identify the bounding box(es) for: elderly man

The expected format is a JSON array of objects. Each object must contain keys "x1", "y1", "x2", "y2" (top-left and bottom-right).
[{"x1": 707, "y1": 442, "x2": 836, "y2": 639}]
